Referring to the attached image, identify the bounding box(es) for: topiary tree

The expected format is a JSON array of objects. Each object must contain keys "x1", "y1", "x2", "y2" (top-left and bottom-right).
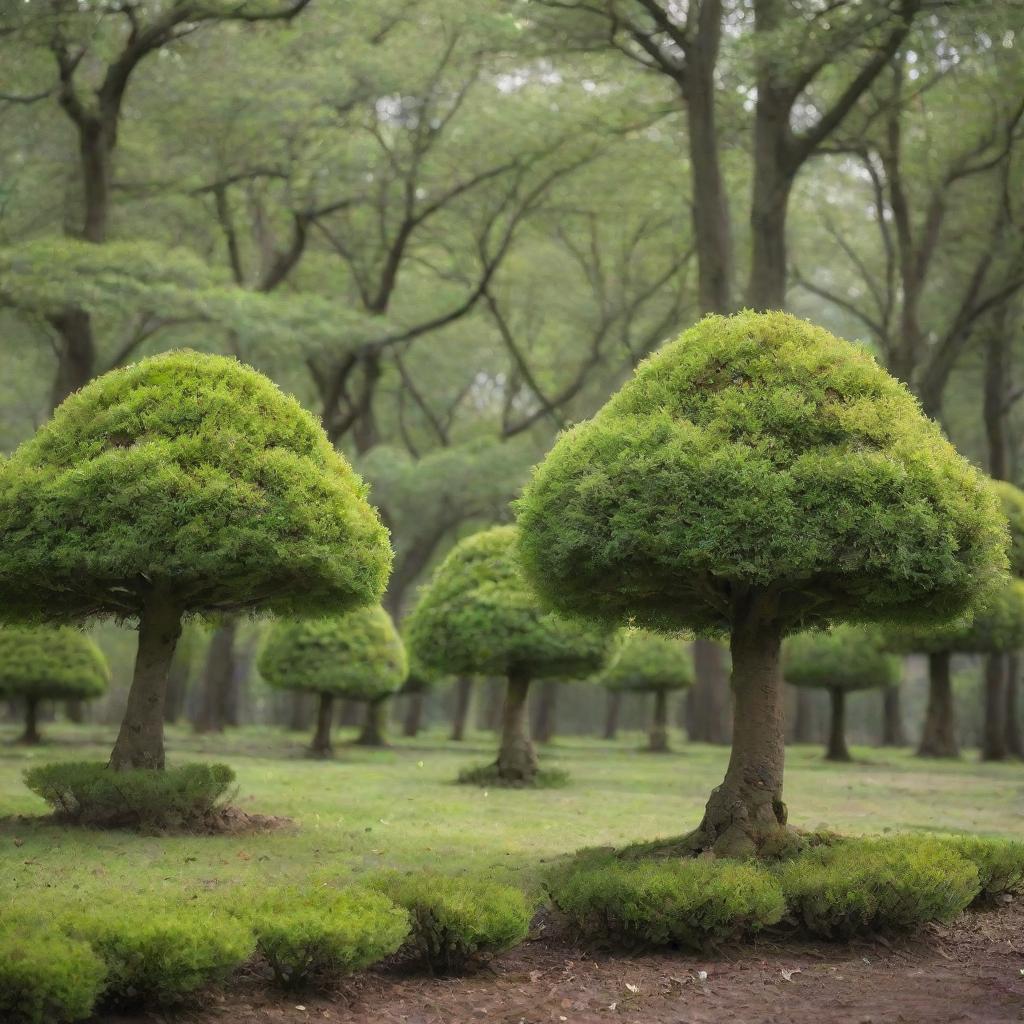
[
  {"x1": 0, "y1": 627, "x2": 110, "y2": 744},
  {"x1": 516, "y1": 310, "x2": 1007, "y2": 856},
  {"x1": 0, "y1": 351, "x2": 392, "y2": 770},
  {"x1": 600, "y1": 629, "x2": 693, "y2": 752},
  {"x1": 784, "y1": 626, "x2": 900, "y2": 762},
  {"x1": 405, "y1": 525, "x2": 615, "y2": 785},
  {"x1": 888, "y1": 578, "x2": 1024, "y2": 759},
  {"x1": 258, "y1": 606, "x2": 407, "y2": 756}
]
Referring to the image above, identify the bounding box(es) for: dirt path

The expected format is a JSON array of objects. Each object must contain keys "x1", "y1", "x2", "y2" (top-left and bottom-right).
[{"x1": 108, "y1": 905, "x2": 1024, "y2": 1024}]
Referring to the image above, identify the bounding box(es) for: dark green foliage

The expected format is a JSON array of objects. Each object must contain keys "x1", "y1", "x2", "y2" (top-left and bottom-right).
[
  {"x1": 455, "y1": 763, "x2": 570, "y2": 788},
  {"x1": 600, "y1": 628, "x2": 693, "y2": 693},
  {"x1": 785, "y1": 625, "x2": 899, "y2": 693},
  {"x1": 775, "y1": 837, "x2": 979, "y2": 938},
  {"x1": 258, "y1": 605, "x2": 407, "y2": 701},
  {"x1": 0, "y1": 930, "x2": 106, "y2": 1024},
  {"x1": 373, "y1": 873, "x2": 532, "y2": 973},
  {"x1": 406, "y1": 525, "x2": 615, "y2": 680},
  {"x1": 0, "y1": 626, "x2": 109, "y2": 702},
  {"x1": 24, "y1": 761, "x2": 235, "y2": 829},
  {"x1": 992, "y1": 481, "x2": 1024, "y2": 577},
  {"x1": 247, "y1": 888, "x2": 409, "y2": 989},
  {"x1": 548, "y1": 851, "x2": 786, "y2": 949},
  {"x1": 64, "y1": 907, "x2": 253, "y2": 1007},
  {"x1": 0, "y1": 350, "x2": 391, "y2": 623},
  {"x1": 940, "y1": 836, "x2": 1024, "y2": 905},
  {"x1": 516, "y1": 311, "x2": 1008, "y2": 636}
]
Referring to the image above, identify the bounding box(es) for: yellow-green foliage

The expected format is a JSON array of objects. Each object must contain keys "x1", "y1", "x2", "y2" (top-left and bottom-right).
[
  {"x1": 940, "y1": 835, "x2": 1024, "y2": 904},
  {"x1": 600, "y1": 628, "x2": 693, "y2": 694},
  {"x1": 258, "y1": 605, "x2": 407, "y2": 701},
  {"x1": 0, "y1": 627, "x2": 109, "y2": 702},
  {"x1": 0, "y1": 351, "x2": 391, "y2": 623},
  {"x1": 0, "y1": 930, "x2": 106, "y2": 1024},
  {"x1": 548, "y1": 852, "x2": 786, "y2": 949},
  {"x1": 887, "y1": 577, "x2": 1024, "y2": 655},
  {"x1": 775, "y1": 836, "x2": 979, "y2": 938},
  {"x1": 246, "y1": 887, "x2": 409, "y2": 989},
  {"x1": 373, "y1": 872, "x2": 532, "y2": 973},
  {"x1": 406, "y1": 526, "x2": 615, "y2": 680},
  {"x1": 516, "y1": 311, "x2": 1008, "y2": 636},
  {"x1": 992, "y1": 481, "x2": 1024, "y2": 577},
  {"x1": 785, "y1": 625, "x2": 899, "y2": 693},
  {"x1": 63, "y1": 907, "x2": 253, "y2": 1007}
]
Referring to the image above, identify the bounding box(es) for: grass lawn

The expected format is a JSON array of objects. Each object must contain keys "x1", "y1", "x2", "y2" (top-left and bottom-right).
[{"x1": 1, "y1": 723, "x2": 1023, "y2": 918}]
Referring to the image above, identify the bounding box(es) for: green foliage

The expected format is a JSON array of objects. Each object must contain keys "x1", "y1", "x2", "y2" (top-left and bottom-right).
[
  {"x1": 940, "y1": 836, "x2": 1024, "y2": 905},
  {"x1": 600, "y1": 628, "x2": 692, "y2": 694},
  {"x1": 247, "y1": 887, "x2": 409, "y2": 989},
  {"x1": 406, "y1": 525, "x2": 615, "y2": 681},
  {"x1": 64, "y1": 907, "x2": 253, "y2": 1007},
  {"x1": 548, "y1": 851, "x2": 786, "y2": 949},
  {"x1": 887, "y1": 577, "x2": 1024, "y2": 655},
  {"x1": 0, "y1": 351, "x2": 391, "y2": 623},
  {"x1": 776, "y1": 837, "x2": 979, "y2": 938},
  {"x1": 373, "y1": 873, "x2": 531, "y2": 973},
  {"x1": 258, "y1": 605, "x2": 407, "y2": 701},
  {"x1": 516, "y1": 311, "x2": 1008, "y2": 636},
  {"x1": 992, "y1": 481, "x2": 1024, "y2": 577},
  {"x1": 0, "y1": 626, "x2": 109, "y2": 702},
  {"x1": 24, "y1": 761, "x2": 235, "y2": 829},
  {"x1": 0, "y1": 930, "x2": 106, "y2": 1024},
  {"x1": 784, "y1": 625, "x2": 900, "y2": 693}
]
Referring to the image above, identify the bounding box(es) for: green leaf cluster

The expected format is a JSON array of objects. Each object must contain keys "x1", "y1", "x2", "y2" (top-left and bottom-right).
[
  {"x1": 0, "y1": 626, "x2": 109, "y2": 702},
  {"x1": 405, "y1": 525, "x2": 615, "y2": 680},
  {"x1": 992, "y1": 481, "x2": 1024, "y2": 577},
  {"x1": 784, "y1": 625, "x2": 899, "y2": 693},
  {"x1": 258, "y1": 605, "x2": 407, "y2": 701},
  {"x1": 516, "y1": 311, "x2": 1008, "y2": 636},
  {"x1": 600, "y1": 628, "x2": 693, "y2": 694}
]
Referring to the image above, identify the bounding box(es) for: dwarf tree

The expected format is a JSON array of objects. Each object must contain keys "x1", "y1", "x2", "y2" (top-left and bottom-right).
[
  {"x1": 517, "y1": 310, "x2": 1006, "y2": 856},
  {"x1": 259, "y1": 606, "x2": 407, "y2": 755},
  {"x1": 405, "y1": 525, "x2": 614, "y2": 785},
  {"x1": 785, "y1": 626, "x2": 900, "y2": 762},
  {"x1": 889, "y1": 578, "x2": 1024, "y2": 759},
  {"x1": 600, "y1": 629, "x2": 693, "y2": 753},
  {"x1": 0, "y1": 351, "x2": 392, "y2": 770},
  {"x1": 0, "y1": 627, "x2": 109, "y2": 744}
]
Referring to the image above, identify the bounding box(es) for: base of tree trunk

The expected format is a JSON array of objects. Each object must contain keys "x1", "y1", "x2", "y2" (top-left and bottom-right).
[
  {"x1": 647, "y1": 688, "x2": 671, "y2": 752},
  {"x1": 496, "y1": 671, "x2": 538, "y2": 784},
  {"x1": 309, "y1": 692, "x2": 334, "y2": 758},
  {"x1": 355, "y1": 699, "x2": 389, "y2": 747},
  {"x1": 880, "y1": 686, "x2": 906, "y2": 746}
]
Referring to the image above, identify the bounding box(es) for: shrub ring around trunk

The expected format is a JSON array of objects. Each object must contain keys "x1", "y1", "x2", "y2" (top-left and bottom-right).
[{"x1": 455, "y1": 762, "x2": 570, "y2": 789}]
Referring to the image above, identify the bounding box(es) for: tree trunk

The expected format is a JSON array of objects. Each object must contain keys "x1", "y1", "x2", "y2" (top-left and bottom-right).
[
  {"x1": 20, "y1": 697, "x2": 41, "y2": 745},
  {"x1": 533, "y1": 679, "x2": 558, "y2": 744},
  {"x1": 356, "y1": 698, "x2": 389, "y2": 747},
  {"x1": 310, "y1": 692, "x2": 334, "y2": 757},
  {"x1": 791, "y1": 687, "x2": 817, "y2": 744},
  {"x1": 1007, "y1": 655, "x2": 1023, "y2": 757},
  {"x1": 688, "y1": 638, "x2": 730, "y2": 743},
  {"x1": 109, "y1": 595, "x2": 183, "y2": 770},
  {"x1": 65, "y1": 699, "x2": 85, "y2": 724},
  {"x1": 982, "y1": 653, "x2": 1008, "y2": 761},
  {"x1": 496, "y1": 668, "x2": 538, "y2": 784},
  {"x1": 648, "y1": 688, "x2": 670, "y2": 752},
  {"x1": 881, "y1": 685, "x2": 906, "y2": 746},
  {"x1": 825, "y1": 687, "x2": 850, "y2": 762},
  {"x1": 403, "y1": 691, "x2": 424, "y2": 738},
  {"x1": 690, "y1": 603, "x2": 787, "y2": 857},
  {"x1": 917, "y1": 652, "x2": 959, "y2": 759},
  {"x1": 47, "y1": 307, "x2": 98, "y2": 410},
  {"x1": 603, "y1": 689, "x2": 622, "y2": 741},
  {"x1": 450, "y1": 677, "x2": 473, "y2": 741},
  {"x1": 194, "y1": 621, "x2": 236, "y2": 734}
]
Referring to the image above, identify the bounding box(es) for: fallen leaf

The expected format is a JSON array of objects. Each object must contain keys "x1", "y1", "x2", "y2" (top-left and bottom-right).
[
  {"x1": 608, "y1": 1002, "x2": 617, "y2": 1011},
  {"x1": 697, "y1": 970, "x2": 708, "y2": 982},
  {"x1": 625, "y1": 982, "x2": 640, "y2": 994},
  {"x1": 780, "y1": 968, "x2": 801, "y2": 982}
]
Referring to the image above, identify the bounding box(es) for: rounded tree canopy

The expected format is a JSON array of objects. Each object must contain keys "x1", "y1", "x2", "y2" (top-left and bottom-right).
[
  {"x1": 784, "y1": 625, "x2": 899, "y2": 693},
  {"x1": 992, "y1": 481, "x2": 1024, "y2": 577},
  {"x1": 405, "y1": 525, "x2": 615, "y2": 681},
  {"x1": 600, "y1": 628, "x2": 694, "y2": 693},
  {"x1": 887, "y1": 576, "x2": 1024, "y2": 656},
  {"x1": 258, "y1": 605, "x2": 407, "y2": 701},
  {"x1": 516, "y1": 311, "x2": 1007, "y2": 637},
  {"x1": 0, "y1": 626, "x2": 110, "y2": 701},
  {"x1": 0, "y1": 351, "x2": 392, "y2": 623}
]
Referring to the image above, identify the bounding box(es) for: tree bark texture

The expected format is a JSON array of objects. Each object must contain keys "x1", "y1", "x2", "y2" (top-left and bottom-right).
[
  {"x1": 310, "y1": 692, "x2": 334, "y2": 757},
  {"x1": 356, "y1": 698, "x2": 389, "y2": 747},
  {"x1": 496, "y1": 669, "x2": 538, "y2": 784},
  {"x1": 648, "y1": 688, "x2": 670, "y2": 752},
  {"x1": 825, "y1": 687, "x2": 850, "y2": 762},
  {"x1": 20, "y1": 697, "x2": 41, "y2": 745},
  {"x1": 881, "y1": 685, "x2": 907, "y2": 746},
  {"x1": 982, "y1": 653, "x2": 1007, "y2": 762},
  {"x1": 917, "y1": 652, "x2": 960, "y2": 759}
]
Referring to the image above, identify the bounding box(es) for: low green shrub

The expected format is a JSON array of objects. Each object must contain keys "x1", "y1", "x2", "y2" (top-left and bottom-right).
[
  {"x1": 548, "y1": 852, "x2": 785, "y2": 949},
  {"x1": 456, "y1": 763, "x2": 569, "y2": 789},
  {"x1": 373, "y1": 872, "x2": 531, "y2": 973},
  {"x1": 776, "y1": 836, "x2": 980, "y2": 938},
  {"x1": 24, "y1": 761, "x2": 235, "y2": 830},
  {"x1": 0, "y1": 930, "x2": 106, "y2": 1024},
  {"x1": 248, "y1": 887, "x2": 409, "y2": 989},
  {"x1": 939, "y1": 835, "x2": 1024, "y2": 905},
  {"x1": 64, "y1": 907, "x2": 253, "y2": 1007}
]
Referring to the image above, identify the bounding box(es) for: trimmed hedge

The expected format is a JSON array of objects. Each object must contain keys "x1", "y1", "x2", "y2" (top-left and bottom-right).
[
  {"x1": 24, "y1": 761, "x2": 235, "y2": 830},
  {"x1": 0, "y1": 930, "x2": 106, "y2": 1024},
  {"x1": 374, "y1": 873, "x2": 532, "y2": 973}
]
